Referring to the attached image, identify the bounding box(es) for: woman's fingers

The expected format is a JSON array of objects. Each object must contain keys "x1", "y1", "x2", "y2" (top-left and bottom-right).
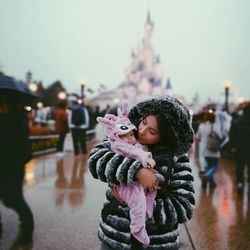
[
  {"x1": 136, "y1": 168, "x2": 157, "y2": 190},
  {"x1": 144, "y1": 176, "x2": 158, "y2": 193},
  {"x1": 111, "y1": 186, "x2": 124, "y2": 204},
  {"x1": 148, "y1": 181, "x2": 158, "y2": 192}
]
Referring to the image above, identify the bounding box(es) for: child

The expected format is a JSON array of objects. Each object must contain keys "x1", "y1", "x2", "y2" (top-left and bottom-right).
[{"x1": 97, "y1": 104, "x2": 157, "y2": 245}]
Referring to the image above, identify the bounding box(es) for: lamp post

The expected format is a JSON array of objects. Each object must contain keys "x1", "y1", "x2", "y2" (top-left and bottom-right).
[
  {"x1": 80, "y1": 82, "x2": 85, "y2": 99},
  {"x1": 223, "y1": 81, "x2": 232, "y2": 113},
  {"x1": 29, "y1": 81, "x2": 38, "y2": 92},
  {"x1": 58, "y1": 91, "x2": 67, "y2": 100}
]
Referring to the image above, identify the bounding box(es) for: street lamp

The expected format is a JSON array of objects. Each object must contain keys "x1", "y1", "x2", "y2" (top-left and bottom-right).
[
  {"x1": 29, "y1": 82, "x2": 38, "y2": 92},
  {"x1": 113, "y1": 98, "x2": 120, "y2": 104},
  {"x1": 58, "y1": 91, "x2": 67, "y2": 100},
  {"x1": 223, "y1": 81, "x2": 232, "y2": 112},
  {"x1": 80, "y1": 82, "x2": 85, "y2": 99},
  {"x1": 37, "y1": 102, "x2": 43, "y2": 109}
]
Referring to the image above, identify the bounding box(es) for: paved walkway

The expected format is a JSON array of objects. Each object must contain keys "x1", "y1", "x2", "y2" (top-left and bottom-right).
[{"x1": 0, "y1": 137, "x2": 250, "y2": 250}]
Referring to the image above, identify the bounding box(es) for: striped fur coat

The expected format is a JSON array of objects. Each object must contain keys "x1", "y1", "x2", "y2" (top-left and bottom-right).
[{"x1": 88, "y1": 141, "x2": 195, "y2": 250}]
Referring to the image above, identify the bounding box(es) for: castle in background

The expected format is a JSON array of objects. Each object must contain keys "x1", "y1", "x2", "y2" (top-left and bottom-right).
[
  {"x1": 118, "y1": 11, "x2": 172, "y2": 103},
  {"x1": 90, "y1": 11, "x2": 173, "y2": 109}
]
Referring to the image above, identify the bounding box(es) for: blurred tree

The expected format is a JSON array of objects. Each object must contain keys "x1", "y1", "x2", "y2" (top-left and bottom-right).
[{"x1": 43, "y1": 81, "x2": 66, "y2": 106}]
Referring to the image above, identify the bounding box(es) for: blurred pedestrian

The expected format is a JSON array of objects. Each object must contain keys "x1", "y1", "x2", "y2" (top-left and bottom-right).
[
  {"x1": 55, "y1": 102, "x2": 69, "y2": 157},
  {"x1": 68, "y1": 98, "x2": 89, "y2": 156},
  {"x1": 229, "y1": 102, "x2": 250, "y2": 192},
  {"x1": 196, "y1": 112, "x2": 222, "y2": 188},
  {"x1": 215, "y1": 110, "x2": 232, "y2": 153},
  {"x1": 103, "y1": 104, "x2": 112, "y2": 114},
  {"x1": 195, "y1": 112, "x2": 207, "y2": 174},
  {"x1": 93, "y1": 105, "x2": 101, "y2": 126},
  {"x1": 0, "y1": 90, "x2": 34, "y2": 244}
]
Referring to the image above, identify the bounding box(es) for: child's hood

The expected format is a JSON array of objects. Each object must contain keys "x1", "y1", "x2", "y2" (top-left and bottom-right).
[{"x1": 97, "y1": 103, "x2": 136, "y2": 141}]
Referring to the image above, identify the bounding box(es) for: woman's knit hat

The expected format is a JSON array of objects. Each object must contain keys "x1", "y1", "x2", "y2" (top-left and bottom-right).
[{"x1": 128, "y1": 95, "x2": 194, "y2": 155}]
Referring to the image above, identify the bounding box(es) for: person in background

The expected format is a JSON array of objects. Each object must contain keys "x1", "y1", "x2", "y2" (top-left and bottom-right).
[
  {"x1": 196, "y1": 112, "x2": 222, "y2": 188},
  {"x1": 68, "y1": 98, "x2": 89, "y2": 156},
  {"x1": 93, "y1": 105, "x2": 102, "y2": 126},
  {"x1": 0, "y1": 90, "x2": 34, "y2": 244},
  {"x1": 229, "y1": 102, "x2": 250, "y2": 192},
  {"x1": 195, "y1": 112, "x2": 207, "y2": 174},
  {"x1": 55, "y1": 102, "x2": 69, "y2": 157}
]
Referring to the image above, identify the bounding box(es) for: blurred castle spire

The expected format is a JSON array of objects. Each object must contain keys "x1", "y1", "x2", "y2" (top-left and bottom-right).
[
  {"x1": 121, "y1": 11, "x2": 171, "y2": 103},
  {"x1": 26, "y1": 70, "x2": 32, "y2": 85}
]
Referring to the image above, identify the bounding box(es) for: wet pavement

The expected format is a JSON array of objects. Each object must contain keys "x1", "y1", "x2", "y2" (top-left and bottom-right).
[{"x1": 0, "y1": 136, "x2": 250, "y2": 250}]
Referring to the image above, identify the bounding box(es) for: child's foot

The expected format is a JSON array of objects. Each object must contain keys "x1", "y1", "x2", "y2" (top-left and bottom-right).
[
  {"x1": 146, "y1": 205, "x2": 153, "y2": 218},
  {"x1": 133, "y1": 229, "x2": 150, "y2": 245}
]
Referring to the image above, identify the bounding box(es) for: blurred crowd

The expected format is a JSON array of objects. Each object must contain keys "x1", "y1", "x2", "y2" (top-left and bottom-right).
[{"x1": 193, "y1": 101, "x2": 250, "y2": 193}]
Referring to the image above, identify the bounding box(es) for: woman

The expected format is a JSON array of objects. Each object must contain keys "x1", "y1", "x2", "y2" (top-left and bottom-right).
[{"x1": 88, "y1": 96, "x2": 194, "y2": 250}]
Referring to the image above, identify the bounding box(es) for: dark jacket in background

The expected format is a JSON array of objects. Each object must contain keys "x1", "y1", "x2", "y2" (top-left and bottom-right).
[
  {"x1": 229, "y1": 114, "x2": 250, "y2": 154},
  {"x1": 55, "y1": 108, "x2": 69, "y2": 134},
  {"x1": 0, "y1": 109, "x2": 31, "y2": 181},
  {"x1": 0, "y1": 108, "x2": 34, "y2": 244}
]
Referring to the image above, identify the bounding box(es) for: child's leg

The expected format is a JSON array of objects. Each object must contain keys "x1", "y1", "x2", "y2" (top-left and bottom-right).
[
  {"x1": 116, "y1": 184, "x2": 150, "y2": 245},
  {"x1": 145, "y1": 191, "x2": 156, "y2": 218}
]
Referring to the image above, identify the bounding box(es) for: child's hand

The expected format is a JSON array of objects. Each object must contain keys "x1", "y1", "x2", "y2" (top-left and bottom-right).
[
  {"x1": 142, "y1": 152, "x2": 156, "y2": 168},
  {"x1": 147, "y1": 158, "x2": 156, "y2": 168}
]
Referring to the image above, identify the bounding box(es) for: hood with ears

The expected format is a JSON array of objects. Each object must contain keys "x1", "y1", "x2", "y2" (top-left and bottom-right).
[
  {"x1": 97, "y1": 103, "x2": 136, "y2": 141},
  {"x1": 128, "y1": 96, "x2": 194, "y2": 155}
]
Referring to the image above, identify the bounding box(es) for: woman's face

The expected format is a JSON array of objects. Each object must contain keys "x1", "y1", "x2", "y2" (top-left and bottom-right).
[{"x1": 137, "y1": 115, "x2": 160, "y2": 145}]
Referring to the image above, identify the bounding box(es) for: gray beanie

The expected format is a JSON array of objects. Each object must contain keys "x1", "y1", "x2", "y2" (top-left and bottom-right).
[{"x1": 128, "y1": 95, "x2": 194, "y2": 155}]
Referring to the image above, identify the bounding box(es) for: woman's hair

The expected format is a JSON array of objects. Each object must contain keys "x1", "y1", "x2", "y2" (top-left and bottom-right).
[
  {"x1": 128, "y1": 96, "x2": 194, "y2": 155},
  {"x1": 134, "y1": 113, "x2": 177, "y2": 156},
  {"x1": 156, "y1": 114, "x2": 177, "y2": 154},
  {"x1": 58, "y1": 101, "x2": 67, "y2": 109}
]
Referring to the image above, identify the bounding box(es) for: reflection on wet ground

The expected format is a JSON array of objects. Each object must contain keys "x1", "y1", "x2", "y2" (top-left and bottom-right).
[
  {"x1": 0, "y1": 139, "x2": 250, "y2": 249},
  {"x1": 54, "y1": 157, "x2": 87, "y2": 208},
  {"x1": 189, "y1": 149, "x2": 250, "y2": 250}
]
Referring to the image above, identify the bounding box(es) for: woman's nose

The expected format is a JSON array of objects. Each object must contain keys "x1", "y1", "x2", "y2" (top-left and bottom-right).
[{"x1": 139, "y1": 126, "x2": 146, "y2": 135}]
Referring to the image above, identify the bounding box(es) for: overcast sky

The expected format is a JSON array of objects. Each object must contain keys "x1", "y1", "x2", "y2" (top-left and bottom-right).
[{"x1": 0, "y1": 0, "x2": 249, "y2": 102}]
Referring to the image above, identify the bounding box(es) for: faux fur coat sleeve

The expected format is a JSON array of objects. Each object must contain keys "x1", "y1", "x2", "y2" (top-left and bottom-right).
[
  {"x1": 88, "y1": 141, "x2": 143, "y2": 185},
  {"x1": 153, "y1": 154, "x2": 195, "y2": 227}
]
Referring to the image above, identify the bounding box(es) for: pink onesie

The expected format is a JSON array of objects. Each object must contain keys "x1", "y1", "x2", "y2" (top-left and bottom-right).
[{"x1": 97, "y1": 104, "x2": 156, "y2": 245}]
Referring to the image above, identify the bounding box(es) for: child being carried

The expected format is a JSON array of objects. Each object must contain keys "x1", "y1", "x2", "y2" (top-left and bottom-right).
[{"x1": 97, "y1": 104, "x2": 157, "y2": 245}]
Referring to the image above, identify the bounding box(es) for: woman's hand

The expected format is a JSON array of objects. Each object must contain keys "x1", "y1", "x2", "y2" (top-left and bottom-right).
[
  {"x1": 111, "y1": 186, "x2": 125, "y2": 205},
  {"x1": 136, "y1": 168, "x2": 158, "y2": 192}
]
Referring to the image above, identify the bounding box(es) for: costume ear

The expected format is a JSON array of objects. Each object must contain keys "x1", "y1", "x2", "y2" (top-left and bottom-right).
[
  {"x1": 121, "y1": 103, "x2": 129, "y2": 117},
  {"x1": 96, "y1": 117, "x2": 114, "y2": 126},
  {"x1": 117, "y1": 107, "x2": 122, "y2": 117},
  {"x1": 118, "y1": 103, "x2": 128, "y2": 118}
]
